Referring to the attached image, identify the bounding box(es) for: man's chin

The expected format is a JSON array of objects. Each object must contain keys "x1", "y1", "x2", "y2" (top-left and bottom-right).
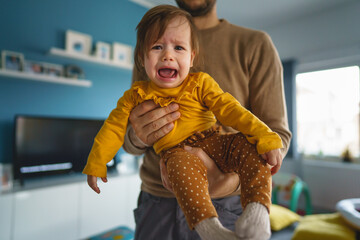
[{"x1": 176, "y1": 0, "x2": 216, "y2": 17}]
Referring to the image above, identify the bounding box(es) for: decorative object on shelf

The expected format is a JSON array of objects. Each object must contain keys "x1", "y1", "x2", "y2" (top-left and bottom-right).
[
  {"x1": 1, "y1": 50, "x2": 25, "y2": 71},
  {"x1": 95, "y1": 41, "x2": 111, "y2": 60},
  {"x1": 24, "y1": 61, "x2": 64, "y2": 77},
  {"x1": 65, "y1": 64, "x2": 85, "y2": 79},
  {"x1": 43, "y1": 63, "x2": 64, "y2": 77},
  {"x1": 111, "y1": 42, "x2": 132, "y2": 65},
  {"x1": 65, "y1": 30, "x2": 92, "y2": 55},
  {"x1": 24, "y1": 60, "x2": 45, "y2": 75}
]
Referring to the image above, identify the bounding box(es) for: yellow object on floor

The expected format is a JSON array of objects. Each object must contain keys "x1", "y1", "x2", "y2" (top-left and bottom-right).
[
  {"x1": 270, "y1": 204, "x2": 301, "y2": 231},
  {"x1": 292, "y1": 213, "x2": 356, "y2": 240}
]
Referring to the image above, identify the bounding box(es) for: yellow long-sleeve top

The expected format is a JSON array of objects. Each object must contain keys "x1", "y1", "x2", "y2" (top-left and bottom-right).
[{"x1": 83, "y1": 72, "x2": 283, "y2": 178}]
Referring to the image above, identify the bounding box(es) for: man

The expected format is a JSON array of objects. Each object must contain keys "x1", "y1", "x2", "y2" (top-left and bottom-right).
[{"x1": 123, "y1": 0, "x2": 292, "y2": 239}]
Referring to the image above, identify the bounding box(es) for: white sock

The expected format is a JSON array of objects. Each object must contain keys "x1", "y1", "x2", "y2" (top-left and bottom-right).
[
  {"x1": 235, "y1": 202, "x2": 271, "y2": 240},
  {"x1": 195, "y1": 217, "x2": 239, "y2": 240}
]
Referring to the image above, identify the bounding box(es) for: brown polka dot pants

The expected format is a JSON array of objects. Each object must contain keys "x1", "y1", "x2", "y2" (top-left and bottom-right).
[{"x1": 161, "y1": 127, "x2": 272, "y2": 229}]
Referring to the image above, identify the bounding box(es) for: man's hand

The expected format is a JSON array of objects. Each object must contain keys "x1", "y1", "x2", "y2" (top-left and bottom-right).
[
  {"x1": 261, "y1": 148, "x2": 283, "y2": 175},
  {"x1": 160, "y1": 146, "x2": 240, "y2": 198},
  {"x1": 87, "y1": 175, "x2": 107, "y2": 194},
  {"x1": 129, "y1": 100, "x2": 180, "y2": 147}
]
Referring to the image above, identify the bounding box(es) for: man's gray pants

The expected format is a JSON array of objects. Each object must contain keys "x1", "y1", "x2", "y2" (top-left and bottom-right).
[{"x1": 134, "y1": 191, "x2": 243, "y2": 240}]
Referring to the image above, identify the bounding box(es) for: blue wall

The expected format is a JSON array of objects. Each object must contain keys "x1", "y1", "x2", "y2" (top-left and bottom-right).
[{"x1": 0, "y1": 0, "x2": 147, "y2": 163}]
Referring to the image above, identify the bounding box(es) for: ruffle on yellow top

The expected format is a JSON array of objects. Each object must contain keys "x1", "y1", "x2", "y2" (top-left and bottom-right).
[{"x1": 132, "y1": 74, "x2": 199, "y2": 107}]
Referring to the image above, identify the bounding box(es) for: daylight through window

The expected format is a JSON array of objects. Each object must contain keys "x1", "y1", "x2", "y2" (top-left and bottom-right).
[{"x1": 296, "y1": 66, "x2": 360, "y2": 163}]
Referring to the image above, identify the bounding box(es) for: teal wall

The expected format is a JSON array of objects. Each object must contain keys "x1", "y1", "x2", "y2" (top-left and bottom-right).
[{"x1": 0, "y1": 0, "x2": 147, "y2": 163}]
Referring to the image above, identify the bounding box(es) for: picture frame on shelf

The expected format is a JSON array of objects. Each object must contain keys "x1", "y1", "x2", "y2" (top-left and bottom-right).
[
  {"x1": 65, "y1": 30, "x2": 92, "y2": 55},
  {"x1": 95, "y1": 41, "x2": 111, "y2": 61},
  {"x1": 1, "y1": 50, "x2": 25, "y2": 71},
  {"x1": 24, "y1": 61, "x2": 45, "y2": 75},
  {"x1": 111, "y1": 42, "x2": 132, "y2": 65},
  {"x1": 43, "y1": 63, "x2": 64, "y2": 77}
]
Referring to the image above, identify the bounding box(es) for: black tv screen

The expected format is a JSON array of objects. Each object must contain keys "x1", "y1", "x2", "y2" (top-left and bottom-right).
[{"x1": 13, "y1": 115, "x2": 115, "y2": 181}]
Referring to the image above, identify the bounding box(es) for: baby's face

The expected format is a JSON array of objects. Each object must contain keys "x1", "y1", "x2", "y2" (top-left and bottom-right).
[{"x1": 144, "y1": 16, "x2": 195, "y2": 89}]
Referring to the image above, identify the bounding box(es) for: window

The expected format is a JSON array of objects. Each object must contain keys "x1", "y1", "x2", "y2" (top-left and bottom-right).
[{"x1": 296, "y1": 66, "x2": 360, "y2": 163}]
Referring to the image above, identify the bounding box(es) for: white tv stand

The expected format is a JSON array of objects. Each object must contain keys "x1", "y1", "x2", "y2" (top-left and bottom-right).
[{"x1": 0, "y1": 172, "x2": 141, "y2": 240}]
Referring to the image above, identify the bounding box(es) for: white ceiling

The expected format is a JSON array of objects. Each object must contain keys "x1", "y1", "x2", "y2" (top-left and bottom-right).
[{"x1": 131, "y1": 0, "x2": 357, "y2": 30}]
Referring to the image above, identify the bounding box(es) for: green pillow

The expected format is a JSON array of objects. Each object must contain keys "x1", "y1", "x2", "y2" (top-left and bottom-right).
[
  {"x1": 270, "y1": 204, "x2": 301, "y2": 231},
  {"x1": 292, "y1": 213, "x2": 356, "y2": 240}
]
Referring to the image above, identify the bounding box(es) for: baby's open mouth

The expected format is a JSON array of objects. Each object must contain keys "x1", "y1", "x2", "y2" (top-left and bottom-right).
[{"x1": 158, "y1": 68, "x2": 177, "y2": 78}]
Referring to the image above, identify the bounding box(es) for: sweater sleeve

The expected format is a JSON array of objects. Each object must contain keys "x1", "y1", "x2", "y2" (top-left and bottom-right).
[
  {"x1": 201, "y1": 74, "x2": 283, "y2": 154},
  {"x1": 122, "y1": 67, "x2": 149, "y2": 155},
  {"x1": 82, "y1": 89, "x2": 136, "y2": 178},
  {"x1": 248, "y1": 32, "x2": 292, "y2": 156}
]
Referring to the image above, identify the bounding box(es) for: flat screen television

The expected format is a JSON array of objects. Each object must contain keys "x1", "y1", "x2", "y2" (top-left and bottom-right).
[{"x1": 13, "y1": 115, "x2": 116, "y2": 182}]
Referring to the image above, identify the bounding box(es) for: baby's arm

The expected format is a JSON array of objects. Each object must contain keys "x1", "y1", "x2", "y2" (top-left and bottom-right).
[{"x1": 83, "y1": 89, "x2": 136, "y2": 185}]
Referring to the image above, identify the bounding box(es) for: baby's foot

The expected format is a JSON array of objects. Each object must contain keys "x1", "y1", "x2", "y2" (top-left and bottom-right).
[
  {"x1": 235, "y1": 202, "x2": 271, "y2": 240},
  {"x1": 195, "y1": 217, "x2": 239, "y2": 240}
]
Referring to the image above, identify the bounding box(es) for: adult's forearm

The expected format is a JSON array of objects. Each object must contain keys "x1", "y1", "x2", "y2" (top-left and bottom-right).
[
  {"x1": 123, "y1": 125, "x2": 148, "y2": 155},
  {"x1": 275, "y1": 127, "x2": 292, "y2": 158}
]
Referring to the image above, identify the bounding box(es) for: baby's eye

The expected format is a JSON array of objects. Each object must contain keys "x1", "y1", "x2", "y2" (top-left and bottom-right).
[
  {"x1": 152, "y1": 45, "x2": 162, "y2": 50},
  {"x1": 175, "y1": 46, "x2": 184, "y2": 50}
]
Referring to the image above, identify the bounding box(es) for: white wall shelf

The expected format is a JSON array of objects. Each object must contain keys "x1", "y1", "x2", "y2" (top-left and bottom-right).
[
  {"x1": 49, "y1": 47, "x2": 133, "y2": 70},
  {"x1": 0, "y1": 69, "x2": 92, "y2": 87}
]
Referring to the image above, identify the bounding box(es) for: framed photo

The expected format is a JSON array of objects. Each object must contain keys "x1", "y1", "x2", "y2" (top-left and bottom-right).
[
  {"x1": 95, "y1": 41, "x2": 111, "y2": 60},
  {"x1": 24, "y1": 61, "x2": 45, "y2": 75},
  {"x1": 43, "y1": 63, "x2": 64, "y2": 77},
  {"x1": 1, "y1": 50, "x2": 25, "y2": 71},
  {"x1": 65, "y1": 30, "x2": 92, "y2": 55},
  {"x1": 111, "y1": 42, "x2": 132, "y2": 65}
]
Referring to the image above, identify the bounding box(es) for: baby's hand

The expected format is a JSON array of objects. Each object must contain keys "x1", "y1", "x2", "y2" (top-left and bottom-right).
[
  {"x1": 87, "y1": 175, "x2": 108, "y2": 194},
  {"x1": 261, "y1": 149, "x2": 282, "y2": 175}
]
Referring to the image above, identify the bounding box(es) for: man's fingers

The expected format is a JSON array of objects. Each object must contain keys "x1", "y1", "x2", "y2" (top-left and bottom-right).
[
  {"x1": 130, "y1": 100, "x2": 159, "y2": 119},
  {"x1": 143, "y1": 110, "x2": 180, "y2": 134},
  {"x1": 183, "y1": 145, "x2": 213, "y2": 170},
  {"x1": 129, "y1": 102, "x2": 180, "y2": 145},
  {"x1": 183, "y1": 145, "x2": 202, "y2": 156},
  {"x1": 146, "y1": 122, "x2": 175, "y2": 145},
  {"x1": 267, "y1": 157, "x2": 277, "y2": 166},
  {"x1": 271, "y1": 164, "x2": 281, "y2": 175}
]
